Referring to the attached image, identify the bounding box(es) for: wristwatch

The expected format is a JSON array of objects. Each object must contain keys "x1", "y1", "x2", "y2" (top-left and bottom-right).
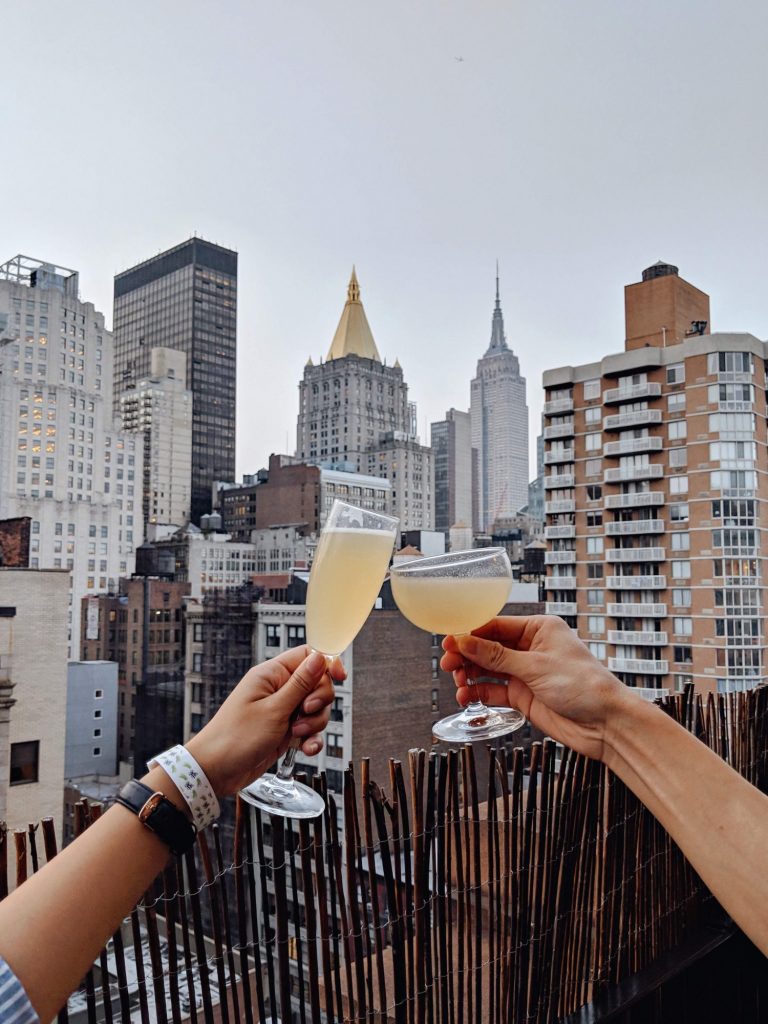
[{"x1": 115, "y1": 779, "x2": 197, "y2": 856}]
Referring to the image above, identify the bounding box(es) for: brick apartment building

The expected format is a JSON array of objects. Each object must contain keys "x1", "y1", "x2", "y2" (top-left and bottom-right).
[{"x1": 543, "y1": 261, "x2": 766, "y2": 696}]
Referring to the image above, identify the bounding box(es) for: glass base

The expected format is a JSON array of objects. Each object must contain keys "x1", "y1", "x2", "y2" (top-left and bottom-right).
[
  {"x1": 432, "y1": 703, "x2": 526, "y2": 744},
  {"x1": 239, "y1": 773, "x2": 325, "y2": 819}
]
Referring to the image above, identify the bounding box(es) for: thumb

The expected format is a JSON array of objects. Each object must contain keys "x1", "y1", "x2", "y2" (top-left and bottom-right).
[
  {"x1": 271, "y1": 650, "x2": 327, "y2": 716},
  {"x1": 457, "y1": 634, "x2": 543, "y2": 683}
]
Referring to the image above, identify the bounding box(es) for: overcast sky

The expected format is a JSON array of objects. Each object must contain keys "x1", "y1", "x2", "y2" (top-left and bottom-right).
[{"x1": 2, "y1": 1, "x2": 767, "y2": 478}]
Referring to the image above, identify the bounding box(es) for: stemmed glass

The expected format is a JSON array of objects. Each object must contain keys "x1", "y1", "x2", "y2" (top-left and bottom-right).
[
  {"x1": 240, "y1": 500, "x2": 399, "y2": 818},
  {"x1": 390, "y1": 547, "x2": 525, "y2": 743}
]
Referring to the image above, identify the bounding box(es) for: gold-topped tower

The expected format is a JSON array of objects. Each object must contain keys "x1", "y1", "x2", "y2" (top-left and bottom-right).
[{"x1": 325, "y1": 267, "x2": 381, "y2": 362}]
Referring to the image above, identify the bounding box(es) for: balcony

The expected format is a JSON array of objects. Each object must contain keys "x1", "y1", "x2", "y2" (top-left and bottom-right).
[
  {"x1": 608, "y1": 602, "x2": 667, "y2": 616},
  {"x1": 607, "y1": 575, "x2": 666, "y2": 589},
  {"x1": 543, "y1": 420, "x2": 575, "y2": 439},
  {"x1": 546, "y1": 601, "x2": 577, "y2": 616},
  {"x1": 606, "y1": 547, "x2": 665, "y2": 563},
  {"x1": 545, "y1": 473, "x2": 575, "y2": 489},
  {"x1": 718, "y1": 400, "x2": 753, "y2": 413},
  {"x1": 603, "y1": 382, "x2": 662, "y2": 404},
  {"x1": 603, "y1": 436, "x2": 663, "y2": 457},
  {"x1": 604, "y1": 409, "x2": 663, "y2": 430},
  {"x1": 546, "y1": 498, "x2": 575, "y2": 514},
  {"x1": 544, "y1": 448, "x2": 574, "y2": 464},
  {"x1": 605, "y1": 519, "x2": 664, "y2": 536},
  {"x1": 544, "y1": 574, "x2": 577, "y2": 589},
  {"x1": 604, "y1": 465, "x2": 664, "y2": 483},
  {"x1": 543, "y1": 396, "x2": 574, "y2": 415},
  {"x1": 545, "y1": 524, "x2": 576, "y2": 539},
  {"x1": 608, "y1": 630, "x2": 668, "y2": 645},
  {"x1": 604, "y1": 491, "x2": 664, "y2": 509},
  {"x1": 545, "y1": 550, "x2": 576, "y2": 564},
  {"x1": 608, "y1": 657, "x2": 669, "y2": 674},
  {"x1": 11, "y1": 688, "x2": 768, "y2": 1024}
]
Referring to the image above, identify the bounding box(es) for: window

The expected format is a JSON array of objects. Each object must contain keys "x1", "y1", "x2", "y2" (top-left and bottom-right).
[
  {"x1": 585, "y1": 407, "x2": 601, "y2": 424},
  {"x1": 587, "y1": 563, "x2": 604, "y2": 579},
  {"x1": 587, "y1": 589, "x2": 604, "y2": 605},
  {"x1": 667, "y1": 393, "x2": 685, "y2": 413},
  {"x1": 586, "y1": 537, "x2": 603, "y2": 554},
  {"x1": 191, "y1": 713, "x2": 204, "y2": 733},
  {"x1": 673, "y1": 617, "x2": 693, "y2": 636},
  {"x1": 586, "y1": 511, "x2": 603, "y2": 527},
  {"x1": 671, "y1": 532, "x2": 690, "y2": 551},
  {"x1": 669, "y1": 447, "x2": 687, "y2": 468},
  {"x1": 93, "y1": 708, "x2": 102, "y2": 719},
  {"x1": 10, "y1": 740, "x2": 39, "y2": 784},
  {"x1": 669, "y1": 476, "x2": 688, "y2": 494},
  {"x1": 588, "y1": 642, "x2": 606, "y2": 660},
  {"x1": 668, "y1": 420, "x2": 687, "y2": 441},
  {"x1": 94, "y1": 689, "x2": 103, "y2": 699},
  {"x1": 192, "y1": 653, "x2": 203, "y2": 672},
  {"x1": 675, "y1": 674, "x2": 694, "y2": 692},
  {"x1": 583, "y1": 379, "x2": 601, "y2": 400},
  {"x1": 266, "y1": 624, "x2": 280, "y2": 647},
  {"x1": 330, "y1": 697, "x2": 344, "y2": 722},
  {"x1": 671, "y1": 560, "x2": 691, "y2": 579},
  {"x1": 669, "y1": 503, "x2": 689, "y2": 522},
  {"x1": 585, "y1": 432, "x2": 601, "y2": 452},
  {"x1": 585, "y1": 458, "x2": 601, "y2": 477},
  {"x1": 587, "y1": 615, "x2": 605, "y2": 633},
  {"x1": 193, "y1": 623, "x2": 204, "y2": 642},
  {"x1": 666, "y1": 363, "x2": 685, "y2": 385},
  {"x1": 586, "y1": 485, "x2": 602, "y2": 501},
  {"x1": 326, "y1": 732, "x2": 344, "y2": 759},
  {"x1": 708, "y1": 351, "x2": 752, "y2": 374},
  {"x1": 672, "y1": 588, "x2": 691, "y2": 607},
  {"x1": 431, "y1": 687, "x2": 439, "y2": 712},
  {"x1": 287, "y1": 624, "x2": 306, "y2": 648},
  {"x1": 93, "y1": 747, "x2": 102, "y2": 757},
  {"x1": 674, "y1": 646, "x2": 693, "y2": 664}
]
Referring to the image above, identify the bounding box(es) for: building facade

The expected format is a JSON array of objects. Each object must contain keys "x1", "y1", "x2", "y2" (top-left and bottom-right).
[
  {"x1": 113, "y1": 238, "x2": 237, "y2": 524},
  {"x1": 431, "y1": 408, "x2": 476, "y2": 534},
  {"x1": 470, "y1": 272, "x2": 529, "y2": 530},
  {"x1": 0, "y1": 568, "x2": 69, "y2": 841},
  {"x1": 65, "y1": 661, "x2": 119, "y2": 778},
  {"x1": 296, "y1": 270, "x2": 433, "y2": 530},
  {"x1": 119, "y1": 347, "x2": 193, "y2": 528},
  {"x1": 543, "y1": 261, "x2": 766, "y2": 696},
  {"x1": 0, "y1": 255, "x2": 141, "y2": 654}
]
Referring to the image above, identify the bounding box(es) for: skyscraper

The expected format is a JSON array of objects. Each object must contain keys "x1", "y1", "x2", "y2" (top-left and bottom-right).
[
  {"x1": 296, "y1": 269, "x2": 433, "y2": 529},
  {"x1": 470, "y1": 270, "x2": 529, "y2": 531},
  {"x1": 431, "y1": 408, "x2": 477, "y2": 534},
  {"x1": 0, "y1": 255, "x2": 140, "y2": 653},
  {"x1": 113, "y1": 238, "x2": 237, "y2": 524},
  {"x1": 542, "y1": 261, "x2": 767, "y2": 696}
]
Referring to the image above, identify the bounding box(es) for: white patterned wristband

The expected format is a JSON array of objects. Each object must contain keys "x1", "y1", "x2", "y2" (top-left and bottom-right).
[{"x1": 148, "y1": 745, "x2": 221, "y2": 831}]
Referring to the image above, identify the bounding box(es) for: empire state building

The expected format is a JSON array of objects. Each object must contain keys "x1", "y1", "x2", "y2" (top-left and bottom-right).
[{"x1": 470, "y1": 271, "x2": 529, "y2": 531}]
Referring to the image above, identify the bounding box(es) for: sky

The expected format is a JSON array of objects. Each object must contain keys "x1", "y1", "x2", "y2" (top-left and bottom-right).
[{"x1": 2, "y1": 0, "x2": 767, "y2": 478}]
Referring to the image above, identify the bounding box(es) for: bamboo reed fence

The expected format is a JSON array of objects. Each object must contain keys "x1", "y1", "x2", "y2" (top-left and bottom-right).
[{"x1": 2, "y1": 685, "x2": 767, "y2": 1024}]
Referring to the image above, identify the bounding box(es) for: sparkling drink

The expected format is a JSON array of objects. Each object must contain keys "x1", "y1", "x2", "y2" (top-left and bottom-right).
[
  {"x1": 307, "y1": 528, "x2": 398, "y2": 655},
  {"x1": 390, "y1": 575, "x2": 511, "y2": 636}
]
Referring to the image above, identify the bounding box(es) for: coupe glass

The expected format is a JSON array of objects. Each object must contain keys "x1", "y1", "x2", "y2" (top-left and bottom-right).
[
  {"x1": 390, "y1": 547, "x2": 525, "y2": 743},
  {"x1": 240, "y1": 501, "x2": 399, "y2": 817}
]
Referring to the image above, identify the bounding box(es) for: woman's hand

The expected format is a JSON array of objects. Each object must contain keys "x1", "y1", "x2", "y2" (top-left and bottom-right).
[
  {"x1": 441, "y1": 615, "x2": 638, "y2": 762},
  {"x1": 186, "y1": 647, "x2": 343, "y2": 797}
]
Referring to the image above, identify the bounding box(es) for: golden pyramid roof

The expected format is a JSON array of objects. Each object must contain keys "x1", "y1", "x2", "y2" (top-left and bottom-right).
[{"x1": 326, "y1": 267, "x2": 381, "y2": 362}]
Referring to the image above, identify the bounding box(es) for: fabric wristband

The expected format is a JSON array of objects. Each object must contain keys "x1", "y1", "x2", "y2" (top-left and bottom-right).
[{"x1": 148, "y1": 744, "x2": 220, "y2": 831}]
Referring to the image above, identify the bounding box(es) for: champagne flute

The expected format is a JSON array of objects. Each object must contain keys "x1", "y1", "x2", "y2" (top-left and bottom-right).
[
  {"x1": 240, "y1": 500, "x2": 399, "y2": 817},
  {"x1": 390, "y1": 547, "x2": 525, "y2": 743}
]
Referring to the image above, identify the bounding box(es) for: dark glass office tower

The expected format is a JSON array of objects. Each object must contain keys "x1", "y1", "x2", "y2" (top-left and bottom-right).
[{"x1": 113, "y1": 238, "x2": 238, "y2": 523}]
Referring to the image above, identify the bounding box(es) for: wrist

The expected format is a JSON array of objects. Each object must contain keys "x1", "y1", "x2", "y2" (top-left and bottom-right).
[
  {"x1": 601, "y1": 686, "x2": 662, "y2": 772},
  {"x1": 140, "y1": 766, "x2": 193, "y2": 821}
]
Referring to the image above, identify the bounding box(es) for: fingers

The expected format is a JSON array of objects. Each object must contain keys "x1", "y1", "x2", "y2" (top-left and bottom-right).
[
  {"x1": 453, "y1": 634, "x2": 546, "y2": 683},
  {"x1": 299, "y1": 734, "x2": 324, "y2": 757},
  {"x1": 271, "y1": 650, "x2": 330, "y2": 715},
  {"x1": 292, "y1": 702, "x2": 331, "y2": 739},
  {"x1": 454, "y1": 680, "x2": 513, "y2": 709}
]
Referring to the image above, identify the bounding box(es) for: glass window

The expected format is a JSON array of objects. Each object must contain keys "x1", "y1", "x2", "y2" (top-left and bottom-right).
[
  {"x1": 587, "y1": 589, "x2": 604, "y2": 605},
  {"x1": 673, "y1": 646, "x2": 693, "y2": 664},
  {"x1": 10, "y1": 740, "x2": 39, "y2": 784},
  {"x1": 669, "y1": 476, "x2": 688, "y2": 494},
  {"x1": 587, "y1": 485, "x2": 602, "y2": 501},
  {"x1": 585, "y1": 408, "x2": 601, "y2": 424},
  {"x1": 587, "y1": 563, "x2": 604, "y2": 579},
  {"x1": 586, "y1": 537, "x2": 603, "y2": 554},
  {"x1": 585, "y1": 458, "x2": 601, "y2": 477},
  {"x1": 583, "y1": 379, "x2": 601, "y2": 400},
  {"x1": 671, "y1": 532, "x2": 690, "y2": 551},
  {"x1": 668, "y1": 420, "x2": 687, "y2": 441},
  {"x1": 587, "y1": 615, "x2": 605, "y2": 633},
  {"x1": 669, "y1": 447, "x2": 687, "y2": 467},
  {"x1": 588, "y1": 642, "x2": 606, "y2": 660},
  {"x1": 673, "y1": 617, "x2": 693, "y2": 636},
  {"x1": 671, "y1": 560, "x2": 691, "y2": 579},
  {"x1": 666, "y1": 363, "x2": 685, "y2": 384},
  {"x1": 667, "y1": 393, "x2": 686, "y2": 413},
  {"x1": 585, "y1": 432, "x2": 601, "y2": 452},
  {"x1": 672, "y1": 588, "x2": 691, "y2": 607},
  {"x1": 266, "y1": 624, "x2": 280, "y2": 647},
  {"x1": 670, "y1": 503, "x2": 689, "y2": 522}
]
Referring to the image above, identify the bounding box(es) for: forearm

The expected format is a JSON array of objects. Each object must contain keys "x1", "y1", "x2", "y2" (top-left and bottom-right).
[
  {"x1": 0, "y1": 767, "x2": 182, "y2": 1022},
  {"x1": 604, "y1": 696, "x2": 768, "y2": 953}
]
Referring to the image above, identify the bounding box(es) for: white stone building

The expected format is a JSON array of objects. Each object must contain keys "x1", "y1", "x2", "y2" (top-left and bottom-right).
[
  {"x1": 0, "y1": 256, "x2": 142, "y2": 653},
  {"x1": 470, "y1": 271, "x2": 529, "y2": 530},
  {"x1": 0, "y1": 568, "x2": 69, "y2": 844},
  {"x1": 185, "y1": 530, "x2": 257, "y2": 598},
  {"x1": 118, "y1": 347, "x2": 192, "y2": 529}
]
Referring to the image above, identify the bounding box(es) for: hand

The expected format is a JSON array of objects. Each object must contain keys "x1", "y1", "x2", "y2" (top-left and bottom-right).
[
  {"x1": 186, "y1": 647, "x2": 343, "y2": 797},
  {"x1": 441, "y1": 615, "x2": 639, "y2": 762}
]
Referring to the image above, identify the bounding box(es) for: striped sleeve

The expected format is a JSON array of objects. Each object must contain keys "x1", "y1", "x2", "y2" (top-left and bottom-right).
[{"x1": 0, "y1": 959, "x2": 38, "y2": 1024}]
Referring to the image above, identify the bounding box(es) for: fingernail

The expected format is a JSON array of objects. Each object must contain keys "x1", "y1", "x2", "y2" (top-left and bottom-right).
[
  {"x1": 304, "y1": 697, "x2": 323, "y2": 713},
  {"x1": 293, "y1": 722, "x2": 311, "y2": 737},
  {"x1": 306, "y1": 651, "x2": 325, "y2": 674},
  {"x1": 306, "y1": 740, "x2": 322, "y2": 756}
]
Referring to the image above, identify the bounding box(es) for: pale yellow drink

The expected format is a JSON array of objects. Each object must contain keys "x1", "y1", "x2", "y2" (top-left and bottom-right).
[
  {"x1": 306, "y1": 527, "x2": 395, "y2": 655},
  {"x1": 390, "y1": 575, "x2": 510, "y2": 635}
]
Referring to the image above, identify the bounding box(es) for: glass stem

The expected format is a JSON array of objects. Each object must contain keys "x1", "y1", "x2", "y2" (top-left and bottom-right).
[
  {"x1": 274, "y1": 649, "x2": 332, "y2": 783},
  {"x1": 463, "y1": 664, "x2": 488, "y2": 716}
]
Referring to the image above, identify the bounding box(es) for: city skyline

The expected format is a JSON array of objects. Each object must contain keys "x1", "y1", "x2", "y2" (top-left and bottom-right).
[{"x1": 1, "y1": 1, "x2": 766, "y2": 482}]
